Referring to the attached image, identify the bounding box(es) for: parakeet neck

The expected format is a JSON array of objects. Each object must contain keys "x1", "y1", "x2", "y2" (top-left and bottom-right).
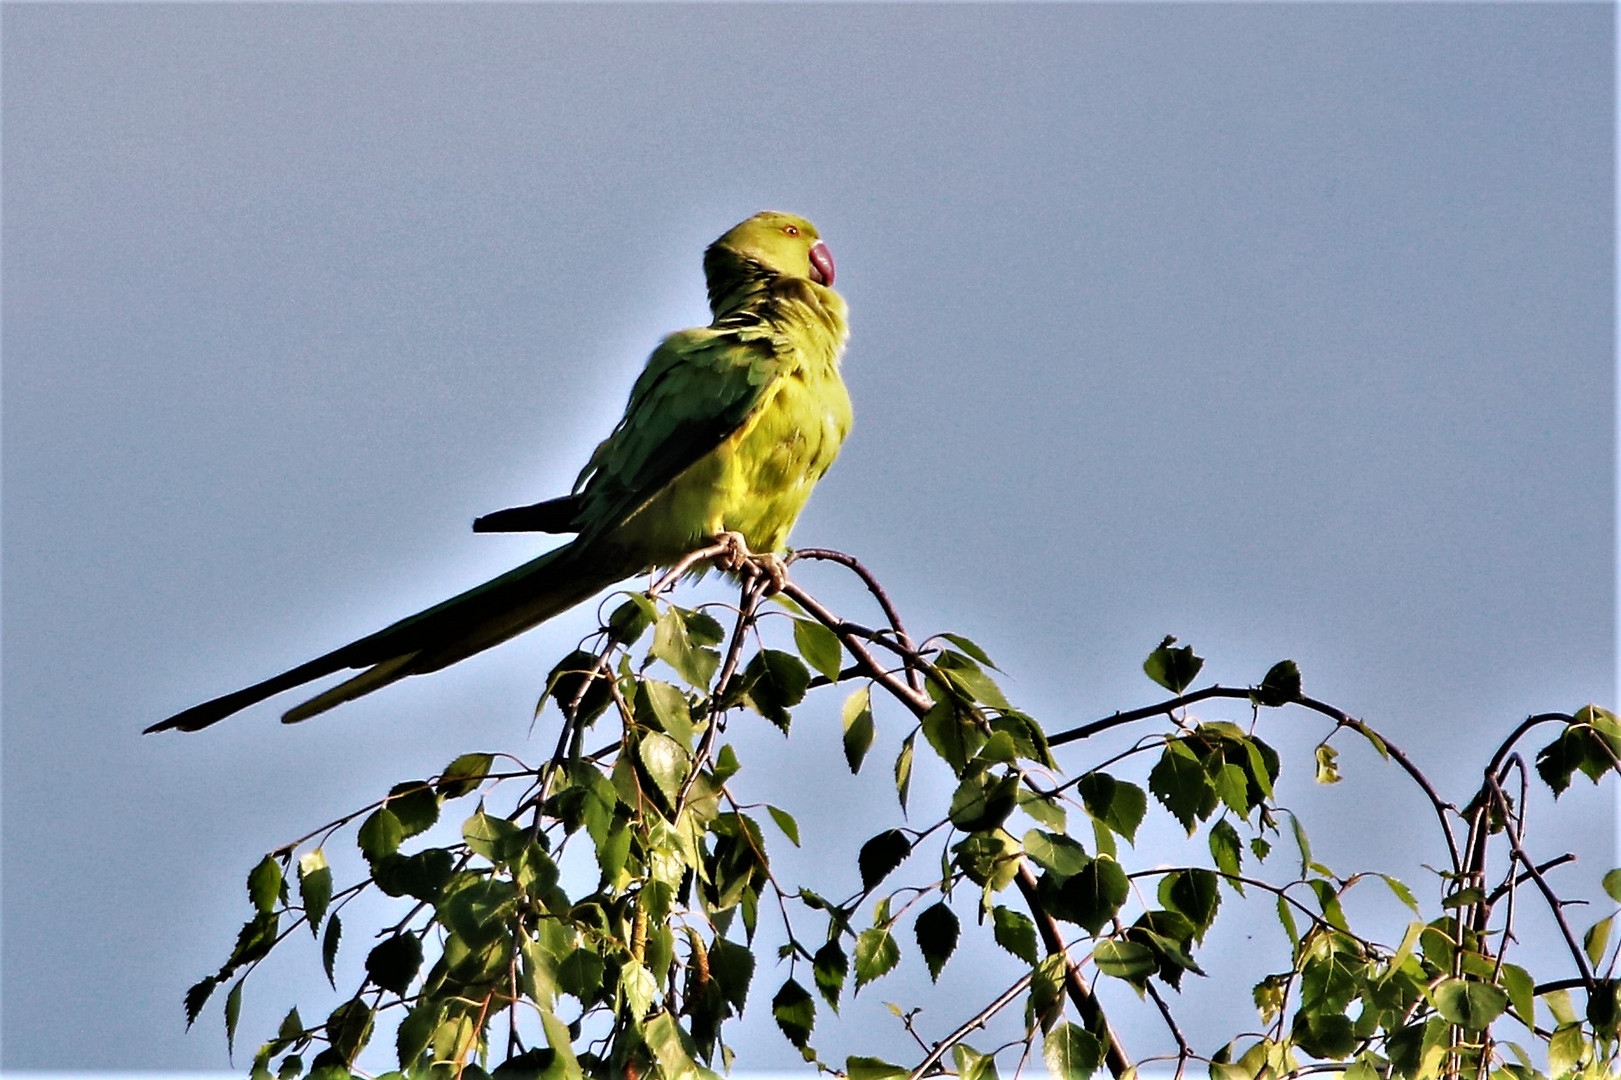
[{"x1": 704, "y1": 252, "x2": 848, "y2": 357}]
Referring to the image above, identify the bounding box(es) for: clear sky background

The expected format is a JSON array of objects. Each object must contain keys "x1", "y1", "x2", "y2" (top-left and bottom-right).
[{"x1": 3, "y1": 3, "x2": 1615, "y2": 1072}]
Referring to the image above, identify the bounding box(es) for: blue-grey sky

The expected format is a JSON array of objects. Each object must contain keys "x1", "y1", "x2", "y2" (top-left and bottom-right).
[{"x1": 3, "y1": 3, "x2": 1614, "y2": 1072}]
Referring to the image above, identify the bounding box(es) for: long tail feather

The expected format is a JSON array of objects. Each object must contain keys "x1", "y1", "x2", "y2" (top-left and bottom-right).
[{"x1": 146, "y1": 540, "x2": 633, "y2": 733}]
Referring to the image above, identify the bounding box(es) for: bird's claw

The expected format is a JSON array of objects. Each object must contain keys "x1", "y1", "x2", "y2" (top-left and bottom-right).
[{"x1": 710, "y1": 532, "x2": 788, "y2": 595}]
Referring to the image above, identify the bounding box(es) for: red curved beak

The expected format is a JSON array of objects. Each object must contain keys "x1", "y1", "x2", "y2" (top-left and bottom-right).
[{"x1": 808, "y1": 241, "x2": 835, "y2": 286}]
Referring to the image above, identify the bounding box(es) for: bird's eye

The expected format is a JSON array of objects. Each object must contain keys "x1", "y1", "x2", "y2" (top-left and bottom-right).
[{"x1": 783, "y1": 225, "x2": 799, "y2": 236}]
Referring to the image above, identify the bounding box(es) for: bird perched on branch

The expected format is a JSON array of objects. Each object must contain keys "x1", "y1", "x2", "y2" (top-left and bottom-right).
[{"x1": 147, "y1": 211, "x2": 850, "y2": 732}]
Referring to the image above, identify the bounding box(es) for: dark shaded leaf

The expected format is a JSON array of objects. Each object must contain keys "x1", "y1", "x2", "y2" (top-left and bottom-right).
[
  {"x1": 365, "y1": 933, "x2": 422, "y2": 995},
  {"x1": 772, "y1": 978, "x2": 815, "y2": 1048},
  {"x1": 739, "y1": 649, "x2": 811, "y2": 731},
  {"x1": 437, "y1": 752, "x2": 495, "y2": 798},
  {"x1": 385, "y1": 781, "x2": 440, "y2": 838},
  {"x1": 894, "y1": 733, "x2": 915, "y2": 811},
  {"x1": 1149, "y1": 741, "x2": 1216, "y2": 833},
  {"x1": 298, "y1": 849, "x2": 332, "y2": 934},
  {"x1": 1161, "y1": 869, "x2": 1221, "y2": 940},
  {"x1": 1057, "y1": 857, "x2": 1128, "y2": 934},
  {"x1": 842, "y1": 687, "x2": 875, "y2": 774},
  {"x1": 225, "y1": 979, "x2": 244, "y2": 1055},
  {"x1": 248, "y1": 855, "x2": 282, "y2": 915},
  {"x1": 813, "y1": 939, "x2": 847, "y2": 1010},
  {"x1": 859, "y1": 829, "x2": 912, "y2": 891},
  {"x1": 992, "y1": 906, "x2": 1038, "y2": 965},
  {"x1": 357, "y1": 807, "x2": 403, "y2": 861},
  {"x1": 710, "y1": 935, "x2": 755, "y2": 1014},
  {"x1": 545, "y1": 649, "x2": 612, "y2": 725},
  {"x1": 1077, "y1": 772, "x2": 1147, "y2": 844},
  {"x1": 847, "y1": 1056, "x2": 908, "y2": 1080},
  {"x1": 916, "y1": 902, "x2": 959, "y2": 981},
  {"x1": 949, "y1": 771, "x2": 1020, "y2": 832},
  {"x1": 1143, "y1": 636, "x2": 1202, "y2": 694},
  {"x1": 1251, "y1": 659, "x2": 1301, "y2": 707},
  {"x1": 321, "y1": 913, "x2": 342, "y2": 988}
]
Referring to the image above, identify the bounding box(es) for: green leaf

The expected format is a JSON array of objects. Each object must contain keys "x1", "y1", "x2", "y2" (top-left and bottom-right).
[
  {"x1": 1149, "y1": 740, "x2": 1216, "y2": 833},
  {"x1": 1077, "y1": 772, "x2": 1147, "y2": 844},
  {"x1": 992, "y1": 906, "x2": 1039, "y2": 965},
  {"x1": 858, "y1": 829, "x2": 912, "y2": 891},
  {"x1": 365, "y1": 933, "x2": 422, "y2": 995},
  {"x1": 915, "y1": 902, "x2": 959, "y2": 981},
  {"x1": 298, "y1": 849, "x2": 332, "y2": 934},
  {"x1": 1314, "y1": 744, "x2": 1341, "y2": 784},
  {"x1": 1251, "y1": 659, "x2": 1301, "y2": 707},
  {"x1": 395, "y1": 999, "x2": 441, "y2": 1068},
  {"x1": 321, "y1": 913, "x2": 341, "y2": 988},
  {"x1": 894, "y1": 733, "x2": 915, "y2": 811},
  {"x1": 793, "y1": 617, "x2": 844, "y2": 682},
  {"x1": 738, "y1": 649, "x2": 811, "y2": 732},
  {"x1": 385, "y1": 781, "x2": 440, "y2": 838},
  {"x1": 1604, "y1": 868, "x2": 1621, "y2": 905},
  {"x1": 225, "y1": 978, "x2": 244, "y2": 1056},
  {"x1": 767, "y1": 805, "x2": 800, "y2": 847},
  {"x1": 357, "y1": 807, "x2": 403, "y2": 861},
  {"x1": 228, "y1": 911, "x2": 279, "y2": 968},
  {"x1": 771, "y1": 978, "x2": 815, "y2": 1048},
  {"x1": 709, "y1": 935, "x2": 755, "y2": 1014},
  {"x1": 842, "y1": 686, "x2": 875, "y2": 774},
  {"x1": 1500, "y1": 962, "x2": 1534, "y2": 1028},
  {"x1": 935, "y1": 650, "x2": 1010, "y2": 710},
  {"x1": 1043, "y1": 1021, "x2": 1104, "y2": 1080},
  {"x1": 637, "y1": 679, "x2": 696, "y2": 747},
  {"x1": 1023, "y1": 830, "x2": 1090, "y2": 879},
  {"x1": 812, "y1": 939, "x2": 847, "y2": 1010},
  {"x1": 1548, "y1": 1021, "x2": 1584, "y2": 1076},
  {"x1": 372, "y1": 848, "x2": 454, "y2": 901},
  {"x1": 463, "y1": 808, "x2": 524, "y2": 863},
  {"x1": 544, "y1": 649, "x2": 613, "y2": 725},
  {"x1": 638, "y1": 730, "x2": 688, "y2": 806},
  {"x1": 1019, "y1": 789, "x2": 1067, "y2": 831},
  {"x1": 1144, "y1": 635, "x2": 1202, "y2": 693},
  {"x1": 1057, "y1": 856, "x2": 1128, "y2": 934},
  {"x1": 644, "y1": 1011, "x2": 698, "y2": 1080},
  {"x1": 854, "y1": 925, "x2": 900, "y2": 990},
  {"x1": 1093, "y1": 939, "x2": 1155, "y2": 979},
  {"x1": 1585, "y1": 913, "x2": 1614, "y2": 968},
  {"x1": 921, "y1": 698, "x2": 978, "y2": 776},
  {"x1": 846, "y1": 1056, "x2": 908, "y2": 1080},
  {"x1": 652, "y1": 607, "x2": 720, "y2": 688},
  {"x1": 437, "y1": 752, "x2": 495, "y2": 798},
  {"x1": 607, "y1": 595, "x2": 655, "y2": 645},
  {"x1": 1430, "y1": 978, "x2": 1508, "y2": 1031},
  {"x1": 556, "y1": 947, "x2": 605, "y2": 1000},
  {"x1": 248, "y1": 855, "x2": 283, "y2": 915},
  {"x1": 1208, "y1": 820, "x2": 1243, "y2": 887},
  {"x1": 948, "y1": 770, "x2": 1020, "y2": 832},
  {"x1": 1161, "y1": 869, "x2": 1221, "y2": 940},
  {"x1": 940, "y1": 633, "x2": 997, "y2": 669}
]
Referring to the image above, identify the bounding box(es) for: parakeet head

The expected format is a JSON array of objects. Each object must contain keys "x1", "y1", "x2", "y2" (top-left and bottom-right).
[{"x1": 706, "y1": 211, "x2": 836, "y2": 292}]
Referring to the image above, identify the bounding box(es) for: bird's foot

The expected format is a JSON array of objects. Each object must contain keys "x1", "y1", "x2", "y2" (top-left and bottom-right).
[
  {"x1": 752, "y1": 553, "x2": 789, "y2": 595},
  {"x1": 710, "y1": 532, "x2": 788, "y2": 594},
  {"x1": 712, "y1": 530, "x2": 752, "y2": 573}
]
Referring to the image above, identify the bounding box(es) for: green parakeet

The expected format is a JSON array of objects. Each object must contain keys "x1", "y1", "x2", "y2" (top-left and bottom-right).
[{"x1": 147, "y1": 211, "x2": 850, "y2": 732}]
